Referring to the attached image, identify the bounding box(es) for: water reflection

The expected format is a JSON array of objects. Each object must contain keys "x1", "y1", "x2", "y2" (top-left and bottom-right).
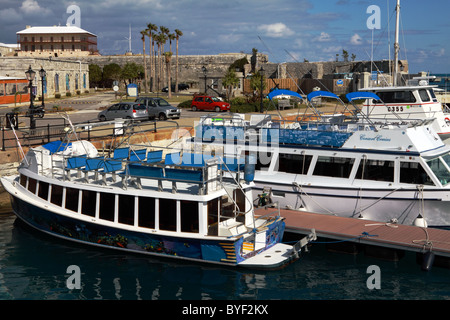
[
  {"x1": 0, "y1": 214, "x2": 275, "y2": 300},
  {"x1": 1, "y1": 212, "x2": 450, "y2": 300}
]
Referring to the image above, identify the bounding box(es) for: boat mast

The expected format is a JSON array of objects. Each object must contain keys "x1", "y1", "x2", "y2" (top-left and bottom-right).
[{"x1": 393, "y1": 0, "x2": 400, "y2": 86}]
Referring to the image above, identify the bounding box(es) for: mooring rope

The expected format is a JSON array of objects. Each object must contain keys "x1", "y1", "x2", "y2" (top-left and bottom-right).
[{"x1": 284, "y1": 231, "x2": 378, "y2": 245}]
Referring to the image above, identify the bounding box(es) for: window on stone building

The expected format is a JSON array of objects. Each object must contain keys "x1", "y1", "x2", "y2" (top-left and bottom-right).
[{"x1": 54, "y1": 74, "x2": 59, "y2": 92}]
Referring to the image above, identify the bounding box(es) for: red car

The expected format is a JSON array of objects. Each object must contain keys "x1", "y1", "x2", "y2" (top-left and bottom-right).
[{"x1": 191, "y1": 96, "x2": 230, "y2": 112}]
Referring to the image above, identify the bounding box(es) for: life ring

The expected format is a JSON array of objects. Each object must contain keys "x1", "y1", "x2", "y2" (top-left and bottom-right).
[{"x1": 445, "y1": 117, "x2": 450, "y2": 126}]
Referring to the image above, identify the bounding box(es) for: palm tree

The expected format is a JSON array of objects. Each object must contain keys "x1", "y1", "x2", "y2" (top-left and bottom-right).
[
  {"x1": 140, "y1": 29, "x2": 149, "y2": 93},
  {"x1": 174, "y1": 29, "x2": 183, "y2": 93},
  {"x1": 164, "y1": 52, "x2": 173, "y2": 98},
  {"x1": 154, "y1": 33, "x2": 162, "y2": 92},
  {"x1": 168, "y1": 33, "x2": 176, "y2": 90},
  {"x1": 158, "y1": 29, "x2": 168, "y2": 91},
  {"x1": 147, "y1": 23, "x2": 158, "y2": 91}
]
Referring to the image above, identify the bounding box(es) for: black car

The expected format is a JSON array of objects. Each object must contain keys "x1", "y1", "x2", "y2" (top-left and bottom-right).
[{"x1": 162, "y1": 84, "x2": 189, "y2": 92}]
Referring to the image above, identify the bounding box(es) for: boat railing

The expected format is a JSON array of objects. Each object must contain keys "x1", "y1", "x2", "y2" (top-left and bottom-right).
[{"x1": 27, "y1": 146, "x2": 224, "y2": 195}]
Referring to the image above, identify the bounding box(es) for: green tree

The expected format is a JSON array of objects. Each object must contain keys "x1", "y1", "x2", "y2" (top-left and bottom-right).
[
  {"x1": 89, "y1": 64, "x2": 102, "y2": 87},
  {"x1": 342, "y1": 49, "x2": 349, "y2": 62},
  {"x1": 222, "y1": 68, "x2": 240, "y2": 101},
  {"x1": 250, "y1": 69, "x2": 266, "y2": 108},
  {"x1": 229, "y1": 57, "x2": 249, "y2": 73},
  {"x1": 102, "y1": 63, "x2": 122, "y2": 88},
  {"x1": 121, "y1": 62, "x2": 144, "y2": 86}
]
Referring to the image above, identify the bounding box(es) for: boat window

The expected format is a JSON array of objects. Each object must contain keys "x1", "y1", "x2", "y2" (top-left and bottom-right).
[
  {"x1": 180, "y1": 200, "x2": 199, "y2": 233},
  {"x1": 65, "y1": 187, "x2": 80, "y2": 212},
  {"x1": 426, "y1": 157, "x2": 450, "y2": 186},
  {"x1": 418, "y1": 89, "x2": 430, "y2": 102},
  {"x1": 313, "y1": 156, "x2": 355, "y2": 178},
  {"x1": 50, "y1": 184, "x2": 63, "y2": 207},
  {"x1": 207, "y1": 198, "x2": 219, "y2": 236},
  {"x1": 278, "y1": 154, "x2": 313, "y2": 174},
  {"x1": 28, "y1": 177, "x2": 37, "y2": 194},
  {"x1": 99, "y1": 192, "x2": 115, "y2": 222},
  {"x1": 400, "y1": 162, "x2": 434, "y2": 185},
  {"x1": 356, "y1": 159, "x2": 394, "y2": 182},
  {"x1": 376, "y1": 91, "x2": 416, "y2": 103},
  {"x1": 81, "y1": 190, "x2": 97, "y2": 217},
  {"x1": 38, "y1": 181, "x2": 49, "y2": 201},
  {"x1": 119, "y1": 194, "x2": 135, "y2": 226},
  {"x1": 428, "y1": 89, "x2": 438, "y2": 102},
  {"x1": 159, "y1": 198, "x2": 177, "y2": 231},
  {"x1": 138, "y1": 197, "x2": 155, "y2": 228},
  {"x1": 255, "y1": 152, "x2": 273, "y2": 170},
  {"x1": 19, "y1": 174, "x2": 27, "y2": 187}
]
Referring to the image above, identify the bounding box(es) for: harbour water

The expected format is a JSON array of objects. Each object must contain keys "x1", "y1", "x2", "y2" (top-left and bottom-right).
[{"x1": 1, "y1": 211, "x2": 450, "y2": 301}]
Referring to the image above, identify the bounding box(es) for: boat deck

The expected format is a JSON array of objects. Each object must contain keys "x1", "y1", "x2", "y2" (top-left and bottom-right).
[{"x1": 260, "y1": 208, "x2": 450, "y2": 258}]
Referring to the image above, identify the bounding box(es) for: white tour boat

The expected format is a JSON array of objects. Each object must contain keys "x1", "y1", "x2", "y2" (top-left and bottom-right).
[
  {"x1": 1, "y1": 121, "x2": 315, "y2": 269},
  {"x1": 193, "y1": 89, "x2": 450, "y2": 228},
  {"x1": 359, "y1": 0, "x2": 450, "y2": 141},
  {"x1": 359, "y1": 83, "x2": 450, "y2": 141}
]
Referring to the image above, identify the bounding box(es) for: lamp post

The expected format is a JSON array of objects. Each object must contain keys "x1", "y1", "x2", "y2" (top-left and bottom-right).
[
  {"x1": 25, "y1": 65, "x2": 36, "y2": 129},
  {"x1": 202, "y1": 66, "x2": 207, "y2": 94},
  {"x1": 259, "y1": 66, "x2": 264, "y2": 113},
  {"x1": 39, "y1": 67, "x2": 46, "y2": 107}
]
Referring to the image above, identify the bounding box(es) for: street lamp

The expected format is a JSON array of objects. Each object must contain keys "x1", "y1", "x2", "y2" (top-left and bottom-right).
[
  {"x1": 259, "y1": 66, "x2": 264, "y2": 113},
  {"x1": 25, "y1": 65, "x2": 36, "y2": 129},
  {"x1": 202, "y1": 66, "x2": 207, "y2": 94},
  {"x1": 39, "y1": 67, "x2": 46, "y2": 107}
]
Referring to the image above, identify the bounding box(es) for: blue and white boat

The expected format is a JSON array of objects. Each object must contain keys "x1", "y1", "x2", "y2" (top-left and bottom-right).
[
  {"x1": 193, "y1": 89, "x2": 450, "y2": 228},
  {"x1": 0, "y1": 122, "x2": 314, "y2": 268}
]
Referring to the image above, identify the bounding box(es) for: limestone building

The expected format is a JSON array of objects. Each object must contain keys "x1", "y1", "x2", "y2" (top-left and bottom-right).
[{"x1": 17, "y1": 25, "x2": 98, "y2": 58}]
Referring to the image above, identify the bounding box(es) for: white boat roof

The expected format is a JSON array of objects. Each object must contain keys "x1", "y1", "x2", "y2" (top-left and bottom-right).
[{"x1": 360, "y1": 85, "x2": 438, "y2": 91}]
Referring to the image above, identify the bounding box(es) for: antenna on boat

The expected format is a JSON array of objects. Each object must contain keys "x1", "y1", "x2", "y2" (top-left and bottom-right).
[{"x1": 393, "y1": 0, "x2": 400, "y2": 86}]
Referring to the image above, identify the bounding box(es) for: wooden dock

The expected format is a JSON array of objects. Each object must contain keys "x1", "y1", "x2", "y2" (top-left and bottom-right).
[{"x1": 258, "y1": 208, "x2": 450, "y2": 259}]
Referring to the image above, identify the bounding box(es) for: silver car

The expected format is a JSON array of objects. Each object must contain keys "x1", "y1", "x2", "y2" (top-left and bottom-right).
[
  {"x1": 98, "y1": 102, "x2": 148, "y2": 121},
  {"x1": 135, "y1": 97, "x2": 181, "y2": 120}
]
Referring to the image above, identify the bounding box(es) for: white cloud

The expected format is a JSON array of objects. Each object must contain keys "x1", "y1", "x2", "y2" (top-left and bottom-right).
[
  {"x1": 20, "y1": 0, "x2": 51, "y2": 15},
  {"x1": 0, "y1": 8, "x2": 22, "y2": 23},
  {"x1": 257, "y1": 23, "x2": 294, "y2": 38},
  {"x1": 318, "y1": 32, "x2": 331, "y2": 42},
  {"x1": 350, "y1": 33, "x2": 362, "y2": 45}
]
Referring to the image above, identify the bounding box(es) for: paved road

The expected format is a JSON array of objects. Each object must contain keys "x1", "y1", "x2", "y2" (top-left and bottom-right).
[{"x1": 1, "y1": 91, "x2": 225, "y2": 128}]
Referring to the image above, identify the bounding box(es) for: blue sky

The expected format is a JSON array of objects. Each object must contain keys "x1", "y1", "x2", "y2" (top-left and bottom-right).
[{"x1": 1, "y1": 0, "x2": 449, "y2": 73}]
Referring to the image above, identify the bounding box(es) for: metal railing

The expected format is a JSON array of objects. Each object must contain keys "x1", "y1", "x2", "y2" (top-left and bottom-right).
[{"x1": 1, "y1": 114, "x2": 158, "y2": 151}]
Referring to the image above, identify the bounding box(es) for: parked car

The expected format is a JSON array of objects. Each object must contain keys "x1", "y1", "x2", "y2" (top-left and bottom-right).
[
  {"x1": 98, "y1": 102, "x2": 148, "y2": 121},
  {"x1": 162, "y1": 83, "x2": 189, "y2": 92},
  {"x1": 191, "y1": 95, "x2": 230, "y2": 112},
  {"x1": 135, "y1": 97, "x2": 181, "y2": 120}
]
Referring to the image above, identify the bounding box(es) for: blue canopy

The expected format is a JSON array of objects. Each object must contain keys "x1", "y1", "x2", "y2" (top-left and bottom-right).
[
  {"x1": 307, "y1": 90, "x2": 339, "y2": 102},
  {"x1": 42, "y1": 141, "x2": 71, "y2": 154},
  {"x1": 267, "y1": 89, "x2": 303, "y2": 101},
  {"x1": 346, "y1": 91, "x2": 381, "y2": 102}
]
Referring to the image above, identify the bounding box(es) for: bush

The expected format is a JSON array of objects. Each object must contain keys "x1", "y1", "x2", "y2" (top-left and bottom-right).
[
  {"x1": 66, "y1": 92, "x2": 72, "y2": 97},
  {"x1": 55, "y1": 93, "x2": 61, "y2": 99},
  {"x1": 177, "y1": 100, "x2": 192, "y2": 108},
  {"x1": 230, "y1": 99, "x2": 275, "y2": 113}
]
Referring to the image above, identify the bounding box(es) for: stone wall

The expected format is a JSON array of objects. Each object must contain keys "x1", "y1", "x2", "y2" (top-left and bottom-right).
[
  {"x1": 67, "y1": 52, "x2": 267, "y2": 87},
  {"x1": 0, "y1": 56, "x2": 89, "y2": 99}
]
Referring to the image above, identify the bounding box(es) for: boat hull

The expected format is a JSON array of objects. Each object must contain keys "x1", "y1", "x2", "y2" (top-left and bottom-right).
[
  {"x1": 253, "y1": 180, "x2": 450, "y2": 228},
  {"x1": 6, "y1": 186, "x2": 288, "y2": 268}
]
